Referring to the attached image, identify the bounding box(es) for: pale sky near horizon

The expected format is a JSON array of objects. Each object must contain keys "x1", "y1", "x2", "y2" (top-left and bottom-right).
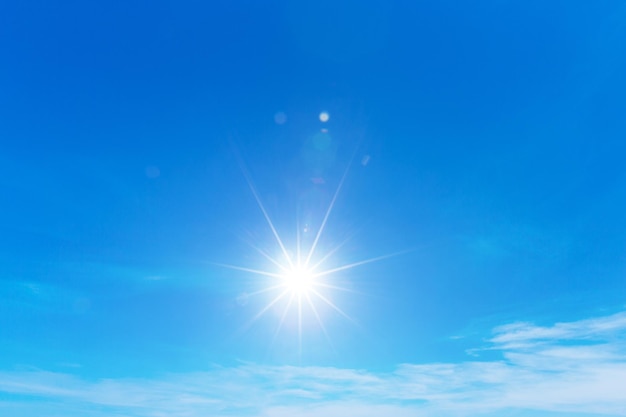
[{"x1": 1, "y1": 1, "x2": 626, "y2": 416}]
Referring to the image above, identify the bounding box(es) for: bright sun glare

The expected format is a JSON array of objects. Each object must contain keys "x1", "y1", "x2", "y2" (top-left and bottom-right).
[
  {"x1": 283, "y1": 266, "x2": 315, "y2": 295},
  {"x1": 219, "y1": 133, "x2": 403, "y2": 351}
]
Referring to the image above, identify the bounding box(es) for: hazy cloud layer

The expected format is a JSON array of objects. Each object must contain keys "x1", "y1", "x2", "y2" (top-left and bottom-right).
[{"x1": 1, "y1": 311, "x2": 625, "y2": 417}]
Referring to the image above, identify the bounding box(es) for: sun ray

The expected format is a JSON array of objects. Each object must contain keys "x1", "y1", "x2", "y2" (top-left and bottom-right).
[
  {"x1": 309, "y1": 233, "x2": 354, "y2": 272},
  {"x1": 296, "y1": 218, "x2": 302, "y2": 266},
  {"x1": 251, "y1": 289, "x2": 290, "y2": 323},
  {"x1": 271, "y1": 292, "x2": 296, "y2": 346},
  {"x1": 305, "y1": 293, "x2": 336, "y2": 352},
  {"x1": 245, "y1": 283, "x2": 287, "y2": 298},
  {"x1": 312, "y1": 281, "x2": 361, "y2": 295},
  {"x1": 313, "y1": 249, "x2": 412, "y2": 278},
  {"x1": 298, "y1": 294, "x2": 303, "y2": 356},
  {"x1": 304, "y1": 159, "x2": 353, "y2": 268},
  {"x1": 234, "y1": 151, "x2": 295, "y2": 269},
  {"x1": 310, "y1": 288, "x2": 356, "y2": 325},
  {"x1": 244, "y1": 241, "x2": 290, "y2": 272},
  {"x1": 213, "y1": 263, "x2": 285, "y2": 279}
]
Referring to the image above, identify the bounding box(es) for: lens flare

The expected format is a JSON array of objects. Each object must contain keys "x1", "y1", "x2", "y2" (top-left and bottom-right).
[{"x1": 219, "y1": 147, "x2": 407, "y2": 353}]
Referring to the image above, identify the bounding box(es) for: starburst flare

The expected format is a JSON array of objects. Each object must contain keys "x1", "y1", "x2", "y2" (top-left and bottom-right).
[{"x1": 221, "y1": 146, "x2": 403, "y2": 353}]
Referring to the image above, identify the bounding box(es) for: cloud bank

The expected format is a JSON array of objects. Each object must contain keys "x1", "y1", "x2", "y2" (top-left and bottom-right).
[{"x1": 1, "y1": 311, "x2": 625, "y2": 417}]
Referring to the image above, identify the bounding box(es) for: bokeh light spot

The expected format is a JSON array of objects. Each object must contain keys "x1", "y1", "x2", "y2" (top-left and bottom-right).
[
  {"x1": 274, "y1": 111, "x2": 287, "y2": 125},
  {"x1": 145, "y1": 166, "x2": 160, "y2": 178}
]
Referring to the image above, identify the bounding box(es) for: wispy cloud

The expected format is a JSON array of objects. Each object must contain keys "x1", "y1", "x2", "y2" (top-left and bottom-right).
[
  {"x1": 1, "y1": 311, "x2": 625, "y2": 417},
  {"x1": 491, "y1": 311, "x2": 626, "y2": 347}
]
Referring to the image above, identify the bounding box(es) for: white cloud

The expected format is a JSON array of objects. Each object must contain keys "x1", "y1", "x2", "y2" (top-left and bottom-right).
[
  {"x1": 491, "y1": 311, "x2": 626, "y2": 347},
  {"x1": 1, "y1": 311, "x2": 626, "y2": 417}
]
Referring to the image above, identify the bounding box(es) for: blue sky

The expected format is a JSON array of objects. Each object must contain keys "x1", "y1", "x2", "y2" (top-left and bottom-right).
[{"x1": 1, "y1": 1, "x2": 626, "y2": 416}]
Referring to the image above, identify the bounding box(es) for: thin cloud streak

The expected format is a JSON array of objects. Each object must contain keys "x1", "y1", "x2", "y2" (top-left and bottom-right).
[{"x1": 2, "y1": 311, "x2": 626, "y2": 417}]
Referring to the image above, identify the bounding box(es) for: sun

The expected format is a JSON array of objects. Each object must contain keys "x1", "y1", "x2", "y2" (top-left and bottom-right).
[
  {"x1": 218, "y1": 142, "x2": 406, "y2": 350},
  {"x1": 283, "y1": 265, "x2": 315, "y2": 295}
]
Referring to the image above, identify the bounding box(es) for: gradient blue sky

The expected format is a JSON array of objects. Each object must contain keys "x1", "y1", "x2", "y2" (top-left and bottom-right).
[{"x1": 1, "y1": 1, "x2": 626, "y2": 416}]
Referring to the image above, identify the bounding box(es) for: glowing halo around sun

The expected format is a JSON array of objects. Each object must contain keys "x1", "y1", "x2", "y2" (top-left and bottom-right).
[{"x1": 219, "y1": 140, "x2": 406, "y2": 353}]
